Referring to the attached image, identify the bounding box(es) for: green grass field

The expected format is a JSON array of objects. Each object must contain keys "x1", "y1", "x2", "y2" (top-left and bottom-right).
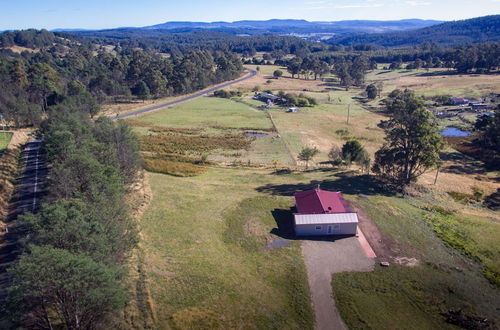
[
  {"x1": 140, "y1": 168, "x2": 314, "y2": 329},
  {"x1": 132, "y1": 97, "x2": 273, "y2": 131},
  {"x1": 128, "y1": 97, "x2": 295, "y2": 165},
  {"x1": 270, "y1": 101, "x2": 386, "y2": 162},
  {"x1": 0, "y1": 132, "x2": 13, "y2": 154},
  {"x1": 130, "y1": 66, "x2": 500, "y2": 329},
  {"x1": 332, "y1": 193, "x2": 500, "y2": 329}
]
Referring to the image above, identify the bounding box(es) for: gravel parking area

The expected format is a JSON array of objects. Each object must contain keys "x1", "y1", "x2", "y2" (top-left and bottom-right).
[{"x1": 302, "y1": 236, "x2": 375, "y2": 330}]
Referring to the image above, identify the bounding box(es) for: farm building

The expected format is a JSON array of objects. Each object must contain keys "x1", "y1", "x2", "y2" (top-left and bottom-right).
[
  {"x1": 293, "y1": 188, "x2": 358, "y2": 236},
  {"x1": 449, "y1": 97, "x2": 469, "y2": 105}
]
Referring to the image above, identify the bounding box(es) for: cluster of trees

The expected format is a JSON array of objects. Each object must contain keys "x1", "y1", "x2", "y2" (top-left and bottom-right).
[
  {"x1": 369, "y1": 43, "x2": 499, "y2": 73},
  {"x1": 275, "y1": 91, "x2": 318, "y2": 107},
  {"x1": 284, "y1": 56, "x2": 330, "y2": 80},
  {"x1": 329, "y1": 140, "x2": 371, "y2": 172},
  {"x1": 332, "y1": 55, "x2": 372, "y2": 89},
  {"x1": 280, "y1": 54, "x2": 374, "y2": 90},
  {"x1": 0, "y1": 30, "x2": 244, "y2": 127},
  {"x1": 213, "y1": 89, "x2": 242, "y2": 98},
  {"x1": 7, "y1": 110, "x2": 141, "y2": 328}
]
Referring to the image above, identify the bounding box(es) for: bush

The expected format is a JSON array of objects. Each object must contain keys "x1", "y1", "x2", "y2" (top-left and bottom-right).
[{"x1": 213, "y1": 89, "x2": 241, "y2": 98}]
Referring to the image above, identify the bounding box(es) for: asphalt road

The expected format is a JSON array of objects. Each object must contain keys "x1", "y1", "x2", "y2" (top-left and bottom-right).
[
  {"x1": 0, "y1": 139, "x2": 47, "y2": 313},
  {"x1": 115, "y1": 68, "x2": 257, "y2": 120}
]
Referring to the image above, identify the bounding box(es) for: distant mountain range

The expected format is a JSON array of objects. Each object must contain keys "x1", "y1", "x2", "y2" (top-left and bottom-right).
[
  {"x1": 142, "y1": 18, "x2": 443, "y2": 35},
  {"x1": 55, "y1": 19, "x2": 443, "y2": 38},
  {"x1": 54, "y1": 15, "x2": 500, "y2": 47},
  {"x1": 328, "y1": 15, "x2": 500, "y2": 46}
]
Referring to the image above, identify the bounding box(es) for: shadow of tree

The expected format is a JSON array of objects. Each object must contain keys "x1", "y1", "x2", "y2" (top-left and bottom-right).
[
  {"x1": 257, "y1": 172, "x2": 396, "y2": 197},
  {"x1": 440, "y1": 151, "x2": 488, "y2": 175}
]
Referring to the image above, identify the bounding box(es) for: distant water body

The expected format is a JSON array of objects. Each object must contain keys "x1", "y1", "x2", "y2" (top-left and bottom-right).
[{"x1": 440, "y1": 127, "x2": 471, "y2": 137}]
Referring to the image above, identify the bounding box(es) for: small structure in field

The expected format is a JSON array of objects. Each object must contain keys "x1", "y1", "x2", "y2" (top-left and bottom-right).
[
  {"x1": 449, "y1": 97, "x2": 469, "y2": 106},
  {"x1": 287, "y1": 107, "x2": 298, "y2": 113},
  {"x1": 471, "y1": 103, "x2": 489, "y2": 111},
  {"x1": 293, "y1": 188, "x2": 358, "y2": 236}
]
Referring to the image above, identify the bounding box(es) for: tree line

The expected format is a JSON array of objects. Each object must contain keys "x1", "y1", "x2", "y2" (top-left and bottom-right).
[{"x1": 6, "y1": 109, "x2": 141, "y2": 328}]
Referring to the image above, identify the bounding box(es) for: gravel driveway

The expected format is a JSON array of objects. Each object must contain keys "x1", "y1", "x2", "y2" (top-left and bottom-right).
[{"x1": 302, "y1": 236, "x2": 375, "y2": 330}]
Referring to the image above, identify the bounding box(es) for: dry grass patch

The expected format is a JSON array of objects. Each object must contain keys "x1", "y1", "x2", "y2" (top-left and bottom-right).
[
  {"x1": 149, "y1": 126, "x2": 203, "y2": 135},
  {"x1": 140, "y1": 133, "x2": 253, "y2": 155},
  {"x1": 143, "y1": 158, "x2": 207, "y2": 177}
]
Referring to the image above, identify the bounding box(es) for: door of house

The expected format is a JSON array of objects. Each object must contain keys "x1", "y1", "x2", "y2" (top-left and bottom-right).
[{"x1": 327, "y1": 225, "x2": 333, "y2": 234}]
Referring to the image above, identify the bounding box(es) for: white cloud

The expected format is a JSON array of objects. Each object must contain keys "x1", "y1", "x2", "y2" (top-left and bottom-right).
[
  {"x1": 299, "y1": 1, "x2": 385, "y2": 10},
  {"x1": 334, "y1": 3, "x2": 385, "y2": 8},
  {"x1": 405, "y1": 1, "x2": 432, "y2": 6},
  {"x1": 304, "y1": 0, "x2": 329, "y2": 4}
]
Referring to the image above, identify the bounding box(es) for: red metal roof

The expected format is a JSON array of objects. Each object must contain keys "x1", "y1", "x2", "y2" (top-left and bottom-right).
[{"x1": 294, "y1": 189, "x2": 352, "y2": 214}]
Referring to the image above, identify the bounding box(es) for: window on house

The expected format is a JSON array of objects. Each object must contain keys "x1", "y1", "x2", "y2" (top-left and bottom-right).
[{"x1": 315, "y1": 225, "x2": 322, "y2": 230}]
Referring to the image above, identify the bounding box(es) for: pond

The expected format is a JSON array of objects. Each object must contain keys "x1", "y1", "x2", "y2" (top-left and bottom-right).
[
  {"x1": 440, "y1": 127, "x2": 471, "y2": 137},
  {"x1": 245, "y1": 132, "x2": 268, "y2": 138}
]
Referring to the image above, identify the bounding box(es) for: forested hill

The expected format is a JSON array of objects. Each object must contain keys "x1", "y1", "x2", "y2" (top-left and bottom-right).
[
  {"x1": 0, "y1": 29, "x2": 243, "y2": 128},
  {"x1": 328, "y1": 15, "x2": 500, "y2": 47}
]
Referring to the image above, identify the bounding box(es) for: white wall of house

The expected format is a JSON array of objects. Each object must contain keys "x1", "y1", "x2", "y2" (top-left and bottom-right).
[{"x1": 294, "y1": 213, "x2": 358, "y2": 236}]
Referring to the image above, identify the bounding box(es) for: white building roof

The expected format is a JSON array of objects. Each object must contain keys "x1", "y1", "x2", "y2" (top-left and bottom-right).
[{"x1": 294, "y1": 213, "x2": 359, "y2": 225}]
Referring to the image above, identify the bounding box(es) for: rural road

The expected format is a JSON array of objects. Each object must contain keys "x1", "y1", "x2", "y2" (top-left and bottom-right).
[
  {"x1": 115, "y1": 68, "x2": 258, "y2": 119},
  {"x1": 302, "y1": 237, "x2": 375, "y2": 330},
  {"x1": 0, "y1": 139, "x2": 47, "y2": 313}
]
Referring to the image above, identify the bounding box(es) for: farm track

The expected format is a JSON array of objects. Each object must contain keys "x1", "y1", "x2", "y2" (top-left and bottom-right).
[{"x1": 115, "y1": 69, "x2": 257, "y2": 120}]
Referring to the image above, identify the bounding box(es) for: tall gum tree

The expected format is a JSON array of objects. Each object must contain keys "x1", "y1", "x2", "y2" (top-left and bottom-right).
[{"x1": 373, "y1": 89, "x2": 444, "y2": 187}]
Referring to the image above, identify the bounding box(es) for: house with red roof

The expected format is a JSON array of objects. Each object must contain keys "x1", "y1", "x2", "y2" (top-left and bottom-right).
[{"x1": 293, "y1": 188, "x2": 358, "y2": 236}]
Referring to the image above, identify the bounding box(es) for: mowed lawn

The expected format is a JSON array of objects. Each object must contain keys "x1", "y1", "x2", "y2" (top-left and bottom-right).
[
  {"x1": 0, "y1": 132, "x2": 13, "y2": 153},
  {"x1": 140, "y1": 168, "x2": 314, "y2": 329}
]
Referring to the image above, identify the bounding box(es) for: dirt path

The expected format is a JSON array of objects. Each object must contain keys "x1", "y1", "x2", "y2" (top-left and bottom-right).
[{"x1": 302, "y1": 237, "x2": 375, "y2": 330}]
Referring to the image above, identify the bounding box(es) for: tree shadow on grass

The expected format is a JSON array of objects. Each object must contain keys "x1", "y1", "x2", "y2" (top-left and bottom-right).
[
  {"x1": 257, "y1": 172, "x2": 396, "y2": 197},
  {"x1": 440, "y1": 150, "x2": 488, "y2": 175}
]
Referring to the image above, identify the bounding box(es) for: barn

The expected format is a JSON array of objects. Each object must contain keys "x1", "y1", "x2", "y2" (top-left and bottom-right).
[{"x1": 293, "y1": 188, "x2": 358, "y2": 236}]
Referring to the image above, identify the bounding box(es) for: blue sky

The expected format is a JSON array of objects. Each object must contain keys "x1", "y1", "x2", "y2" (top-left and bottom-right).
[{"x1": 0, "y1": 0, "x2": 499, "y2": 30}]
